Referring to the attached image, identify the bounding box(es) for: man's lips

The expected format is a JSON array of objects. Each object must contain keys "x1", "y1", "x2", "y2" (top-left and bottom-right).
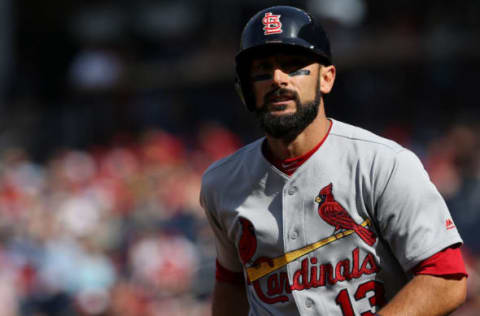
[
  {"x1": 263, "y1": 89, "x2": 298, "y2": 112},
  {"x1": 269, "y1": 95, "x2": 294, "y2": 103},
  {"x1": 266, "y1": 93, "x2": 296, "y2": 106}
]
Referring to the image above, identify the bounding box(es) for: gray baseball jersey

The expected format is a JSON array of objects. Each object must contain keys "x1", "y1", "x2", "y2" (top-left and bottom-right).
[{"x1": 200, "y1": 119, "x2": 462, "y2": 316}]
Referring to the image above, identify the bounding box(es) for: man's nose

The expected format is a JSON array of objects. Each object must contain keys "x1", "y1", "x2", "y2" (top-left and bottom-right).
[{"x1": 272, "y1": 68, "x2": 289, "y2": 86}]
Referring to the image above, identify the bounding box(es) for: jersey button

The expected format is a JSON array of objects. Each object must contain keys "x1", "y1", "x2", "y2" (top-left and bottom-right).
[
  {"x1": 290, "y1": 231, "x2": 298, "y2": 240},
  {"x1": 305, "y1": 298, "x2": 313, "y2": 308},
  {"x1": 287, "y1": 186, "x2": 297, "y2": 195}
]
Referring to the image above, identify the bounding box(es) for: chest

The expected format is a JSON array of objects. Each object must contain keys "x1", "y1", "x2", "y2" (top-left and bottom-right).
[{"x1": 228, "y1": 172, "x2": 376, "y2": 269}]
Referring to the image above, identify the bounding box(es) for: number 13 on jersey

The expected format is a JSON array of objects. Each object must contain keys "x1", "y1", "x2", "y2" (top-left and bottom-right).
[{"x1": 335, "y1": 280, "x2": 386, "y2": 316}]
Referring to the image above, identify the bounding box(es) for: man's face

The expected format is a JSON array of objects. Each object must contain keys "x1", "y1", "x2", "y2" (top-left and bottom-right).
[{"x1": 249, "y1": 51, "x2": 322, "y2": 140}]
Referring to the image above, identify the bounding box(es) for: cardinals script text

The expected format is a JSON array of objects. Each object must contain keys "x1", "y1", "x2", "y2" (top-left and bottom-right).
[{"x1": 250, "y1": 247, "x2": 381, "y2": 304}]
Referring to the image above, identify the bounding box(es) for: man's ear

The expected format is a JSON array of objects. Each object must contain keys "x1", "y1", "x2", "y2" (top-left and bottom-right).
[{"x1": 319, "y1": 65, "x2": 336, "y2": 94}]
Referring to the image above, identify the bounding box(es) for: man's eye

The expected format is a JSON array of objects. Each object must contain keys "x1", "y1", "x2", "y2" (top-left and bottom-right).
[
  {"x1": 251, "y1": 74, "x2": 272, "y2": 81},
  {"x1": 284, "y1": 58, "x2": 305, "y2": 67},
  {"x1": 284, "y1": 62, "x2": 301, "y2": 69}
]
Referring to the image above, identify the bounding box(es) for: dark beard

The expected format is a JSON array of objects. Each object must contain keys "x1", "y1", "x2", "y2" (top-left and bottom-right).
[{"x1": 255, "y1": 85, "x2": 321, "y2": 142}]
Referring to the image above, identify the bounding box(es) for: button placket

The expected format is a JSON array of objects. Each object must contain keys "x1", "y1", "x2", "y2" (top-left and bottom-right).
[{"x1": 287, "y1": 186, "x2": 298, "y2": 195}]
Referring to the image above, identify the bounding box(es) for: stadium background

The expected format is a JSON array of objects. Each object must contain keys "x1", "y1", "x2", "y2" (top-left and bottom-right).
[{"x1": 0, "y1": 0, "x2": 479, "y2": 315}]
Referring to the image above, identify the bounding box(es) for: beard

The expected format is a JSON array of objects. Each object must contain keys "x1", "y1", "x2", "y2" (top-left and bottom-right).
[{"x1": 255, "y1": 81, "x2": 321, "y2": 142}]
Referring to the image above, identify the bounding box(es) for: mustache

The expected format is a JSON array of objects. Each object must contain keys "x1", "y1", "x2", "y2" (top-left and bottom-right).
[{"x1": 263, "y1": 88, "x2": 299, "y2": 104}]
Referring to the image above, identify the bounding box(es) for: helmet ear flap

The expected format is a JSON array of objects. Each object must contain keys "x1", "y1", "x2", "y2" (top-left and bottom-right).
[
  {"x1": 234, "y1": 76, "x2": 246, "y2": 107},
  {"x1": 235, "y1": 76, "x2": 255, "y2": 112}
]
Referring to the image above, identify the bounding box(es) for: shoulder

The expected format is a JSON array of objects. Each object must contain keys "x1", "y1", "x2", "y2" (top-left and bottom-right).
[
  {"x1": 327, "y1": 119, "x2": 424, "y2": 184},
  {"x1": 201, "y1": 137, "x2": 264, "y2": 190},
  {"x1": 329, "y1": 119, "x2": 405, "y2": 155}
]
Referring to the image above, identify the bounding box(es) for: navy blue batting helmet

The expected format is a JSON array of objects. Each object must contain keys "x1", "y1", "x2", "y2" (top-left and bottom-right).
[{"x1": 235, "y1": 6, "x2": 332, "y2": 111}]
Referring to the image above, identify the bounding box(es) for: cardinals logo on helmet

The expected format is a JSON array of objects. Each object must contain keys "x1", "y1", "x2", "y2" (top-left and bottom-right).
[
  {"x1": 316, "y1": 183, "x2": 377, "y2": 246},
  {"x1": 262, "y1": 12, "x2": 282, "y2": 35}
]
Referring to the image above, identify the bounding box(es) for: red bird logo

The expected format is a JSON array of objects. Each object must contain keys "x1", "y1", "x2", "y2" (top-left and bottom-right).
[
  {"x1": 238, "y1": 218, "x2": 257, "y2": 264},
  {"x1": 316, "y1": 183, "x2": 376, "y2": 246}
]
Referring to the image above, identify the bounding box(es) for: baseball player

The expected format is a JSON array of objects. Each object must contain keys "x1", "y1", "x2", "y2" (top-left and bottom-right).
[{"x1": 200, "y1": 5, "x2": 467, "y2": 316}]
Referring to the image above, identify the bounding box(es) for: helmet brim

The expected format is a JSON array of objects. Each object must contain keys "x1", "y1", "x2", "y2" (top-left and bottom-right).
[{"x1": 235, "y1": 40, "x2": 332, "y2": 67}]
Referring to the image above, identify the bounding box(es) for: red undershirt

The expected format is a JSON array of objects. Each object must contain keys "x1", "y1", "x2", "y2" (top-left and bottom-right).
[
  {"x1": 216, "y1": 122, "x2": 467, "y2": 283},
  {"x1": 262, "y1": 120, "x2": 332, "y2": 176}
]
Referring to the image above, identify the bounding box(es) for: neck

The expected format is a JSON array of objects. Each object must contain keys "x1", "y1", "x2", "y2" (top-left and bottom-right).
[{"x1": 266, "y1": 104, "x2": 331, "y2": 160}]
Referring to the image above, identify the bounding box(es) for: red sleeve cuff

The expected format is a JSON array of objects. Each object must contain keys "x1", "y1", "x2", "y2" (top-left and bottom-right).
[
  {"x1": 412, "y1": 245, "x2": 468, "y2": 278},
  {"x1": 216, "y1": 259, "x2": 245, "y2": 284}
]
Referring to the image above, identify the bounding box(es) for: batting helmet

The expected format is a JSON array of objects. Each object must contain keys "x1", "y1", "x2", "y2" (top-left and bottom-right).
[{"x1": 235, "y1": 6, "x2": 332, "y2": 111}]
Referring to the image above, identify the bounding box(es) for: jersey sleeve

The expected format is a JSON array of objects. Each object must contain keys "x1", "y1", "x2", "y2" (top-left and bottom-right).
[
  {"x1": 412, "y1": 245, "x2": 467, "y2": 277},
  {"x1": 199, "y1": 178, "x2": 244, "y2": 274},
  {"x1": 374, "y1": 149, "x2": 463, "y2": 272}
]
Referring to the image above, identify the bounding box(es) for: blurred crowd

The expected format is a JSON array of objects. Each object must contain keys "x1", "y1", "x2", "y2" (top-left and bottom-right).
[
  {"x1": 0, "y1": 0, "x2": 479, "y2": 315},
  {"x1": 0, "y1": 119, "x2": 479, "y2": 316},
  {"x1": 0, "y1": 124, "x2": 242, "y2": 316}
]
